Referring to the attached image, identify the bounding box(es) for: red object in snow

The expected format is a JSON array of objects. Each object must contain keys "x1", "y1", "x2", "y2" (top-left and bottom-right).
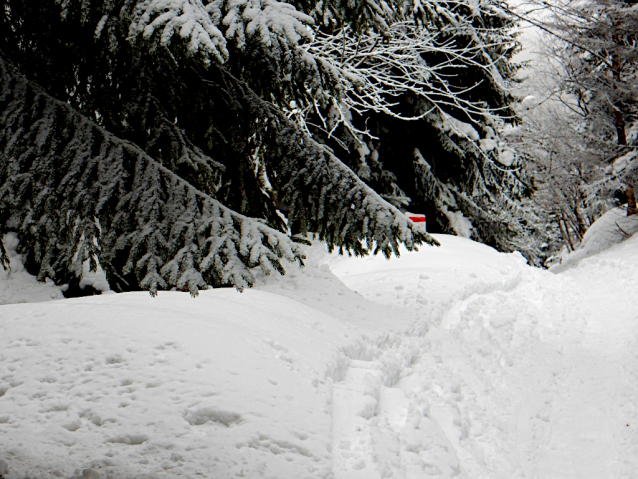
[{"x1": 406, "y1": 213, "x2": 427, "y2": 233}]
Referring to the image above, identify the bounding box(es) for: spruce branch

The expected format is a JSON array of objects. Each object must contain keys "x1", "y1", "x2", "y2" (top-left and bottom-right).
[
  {"x1": 0, "y1": 55, "x2": 304, "y2": 295},
  {"x1": 208, "y1": 65, "x2": 439, "y2": 257}
]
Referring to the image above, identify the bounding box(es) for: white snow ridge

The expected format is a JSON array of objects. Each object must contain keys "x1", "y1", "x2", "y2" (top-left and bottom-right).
[{"x1": 1, "y1": 232, "x2": 638, "y2": 478}]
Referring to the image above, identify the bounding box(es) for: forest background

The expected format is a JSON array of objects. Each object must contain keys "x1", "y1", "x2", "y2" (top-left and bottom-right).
[{"x1": 0, "y1": 0, "x2": 636, "y2": 296}]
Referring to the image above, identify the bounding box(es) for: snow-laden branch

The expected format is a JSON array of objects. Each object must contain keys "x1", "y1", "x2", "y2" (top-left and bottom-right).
[
  {"x1": 125, "y1": 0, "x2": 517, "y2": 159},
  {"x1": 129, "y1": 0, "x2": 229, "y2": 62},
  {"x1": 128, "y1": 0, "x2": 315, "y2": 62},
  {"x1": 311, "y1": 23, "x2": 504, "y2": 111},
  {"x1": 206, "y1": 66, "x2": 439, "y2": 257},
  {"x1": 0, "y1": 55, "x2": 303, "y2": 295},
  {"x1": 302, "y1": 20, "x2": 516, "y2": 144}
]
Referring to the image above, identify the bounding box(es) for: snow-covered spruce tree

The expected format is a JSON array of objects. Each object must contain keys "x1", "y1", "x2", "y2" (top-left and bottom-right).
[
  {"x1": 544, "y1": 0, "x2": 638, "y2": 216},
  {"x1": 295, "y1": 0, "x2": 547, "y2": 261},
  {"x1": 0, "y1": 0, "x2": 435, "y2": 295}
]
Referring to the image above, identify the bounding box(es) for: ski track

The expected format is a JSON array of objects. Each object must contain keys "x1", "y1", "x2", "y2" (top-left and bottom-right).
[{"x1": 330, "y1": 242, "x2": 638, "y2": 478}]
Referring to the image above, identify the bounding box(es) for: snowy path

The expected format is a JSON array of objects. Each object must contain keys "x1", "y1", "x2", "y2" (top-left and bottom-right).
[
  {"x1": 2, "y1": 234, "x2": 637, "y2": 478},
  {"x1": 328, "y1": 236, "x2": 638, "y2": 479}
]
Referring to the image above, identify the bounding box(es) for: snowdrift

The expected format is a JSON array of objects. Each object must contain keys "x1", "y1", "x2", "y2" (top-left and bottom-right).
[{"x1": 553, "y1": 206, "x2": 638, "y2": 272}]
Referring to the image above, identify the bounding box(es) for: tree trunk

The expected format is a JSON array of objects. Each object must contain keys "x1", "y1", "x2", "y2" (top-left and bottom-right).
[
  {"x1": 611, "y1": 39, "x2": 634, "y2": 216},
  {"x1": 627, "y1": 186, "x2": 637, "y2": 217},
  {"x1": 559, "y1": 215, "x2": 575, "y2": 251},
  {"x1": 613, "y1": 109, "x2": 628, "y2": 146},
  {"x1": 573, "y1": 205, "x2": 588, "y2": 237},
  {"x1": 612, "y1": 34, "x2": 628, "y2": 147}
]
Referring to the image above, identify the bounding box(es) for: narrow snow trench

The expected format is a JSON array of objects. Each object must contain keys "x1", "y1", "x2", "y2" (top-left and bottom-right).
[{"x1": 329, "y1": 243, "x2": 638, "y2": 479}]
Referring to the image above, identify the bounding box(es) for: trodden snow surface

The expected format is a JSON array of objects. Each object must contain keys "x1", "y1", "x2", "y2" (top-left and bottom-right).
[{"x1": 1, "y1": 233, "x2": 637, "y2": 479}]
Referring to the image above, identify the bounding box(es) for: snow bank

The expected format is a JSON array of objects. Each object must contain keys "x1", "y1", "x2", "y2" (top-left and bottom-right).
[
  {"x1": 323, "y1": 234, "x2": 528, "y2": 310},
  {"x1": 0, "y1": 289, "x2": 353, "y2": 479},
  {"x1": 552, "y1": 206, "x2": 638, "y2": 272},
  {"x1": 0, "y1": 233, "x2": 64, "y2": 305},
  {"x1": 322, "y1": 235, "x2": 638, "y2": 479}
]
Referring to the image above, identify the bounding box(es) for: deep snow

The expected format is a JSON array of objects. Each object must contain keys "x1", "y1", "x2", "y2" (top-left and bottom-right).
[{"x1": 1, "y1": 228, "x2": 637, "y2": 478}]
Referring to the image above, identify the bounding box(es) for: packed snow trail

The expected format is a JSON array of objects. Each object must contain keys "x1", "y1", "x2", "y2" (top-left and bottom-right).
[{"x1": 326, "y1": 234, "x2": 638, "y2": 479}]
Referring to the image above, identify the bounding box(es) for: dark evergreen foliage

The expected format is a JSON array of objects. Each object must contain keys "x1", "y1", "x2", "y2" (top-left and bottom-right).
[
  {"x1": 303, "y1": 1, "x2": 545, "y2": 259},
  {"x1": 0, "y1": 56, "x2": 304, "y2": 294},
  {"x1": 0, "y1": 0, "x2": 435, "y2": 294}
]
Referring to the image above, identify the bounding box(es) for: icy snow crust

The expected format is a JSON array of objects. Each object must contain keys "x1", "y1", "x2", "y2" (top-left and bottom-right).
[{"x1": 1, "y1": 234, "x2": 638, "y2": 478}]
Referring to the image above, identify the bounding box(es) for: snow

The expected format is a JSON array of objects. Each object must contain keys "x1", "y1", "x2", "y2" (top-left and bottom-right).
[
  {"x1": 440, "y1": 113, "x2": 480, "y2": 141},
  {"x1": 497, "y1": 148, "x2": 515, "y2": 166},
  {"x1": 612, "y1": 151, "x2": 638, "y2": 177},
  {"x1": 2, "y1": 231, "x2": 638, "y2": 478},
  {"x1": 0, "y1": 233, "x2": 64, "y2": 305},
  {"x1": 477, "y1": 138, "x2": 516, "y2": 166},
  {"x1": 441, "y1": 207, "x2": 474, "y2": 238},
  {"x1": 553, "y1": 206, "x2": 638, "y2": 272},
  {"x1": 0, "y1": 233, "x2": 110, "y2": 305},
  {"x1": 478, "y1": 138, "x2": 497, "y2": 151},
  {"x1": 520, "y1": 95, "x2": 538, "y2": 110}
]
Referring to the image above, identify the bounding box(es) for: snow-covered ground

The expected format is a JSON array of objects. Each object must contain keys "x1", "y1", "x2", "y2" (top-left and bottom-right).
[{"x1": 1, "y1": 226, "x2": 637, "y2": 478}]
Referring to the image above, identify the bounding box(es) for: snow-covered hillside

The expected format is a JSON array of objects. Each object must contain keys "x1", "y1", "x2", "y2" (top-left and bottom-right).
[{"x1": 1, "y1": 231, "x2": 637, "y2": 479}]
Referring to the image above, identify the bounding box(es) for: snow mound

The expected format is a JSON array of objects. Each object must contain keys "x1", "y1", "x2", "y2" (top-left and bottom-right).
[
  {"x1": 0, "y1": 288, "x2": 352, "y2": 479},
  {"x1": 323, "y1": 234, "x2": 528, "y2": 310},
  {"x1": 0, "y1": 233, "x2": 64, "y2": 305},
  {"x1": 553, "y1": 206, "x2": 638, "y2": 272}
]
